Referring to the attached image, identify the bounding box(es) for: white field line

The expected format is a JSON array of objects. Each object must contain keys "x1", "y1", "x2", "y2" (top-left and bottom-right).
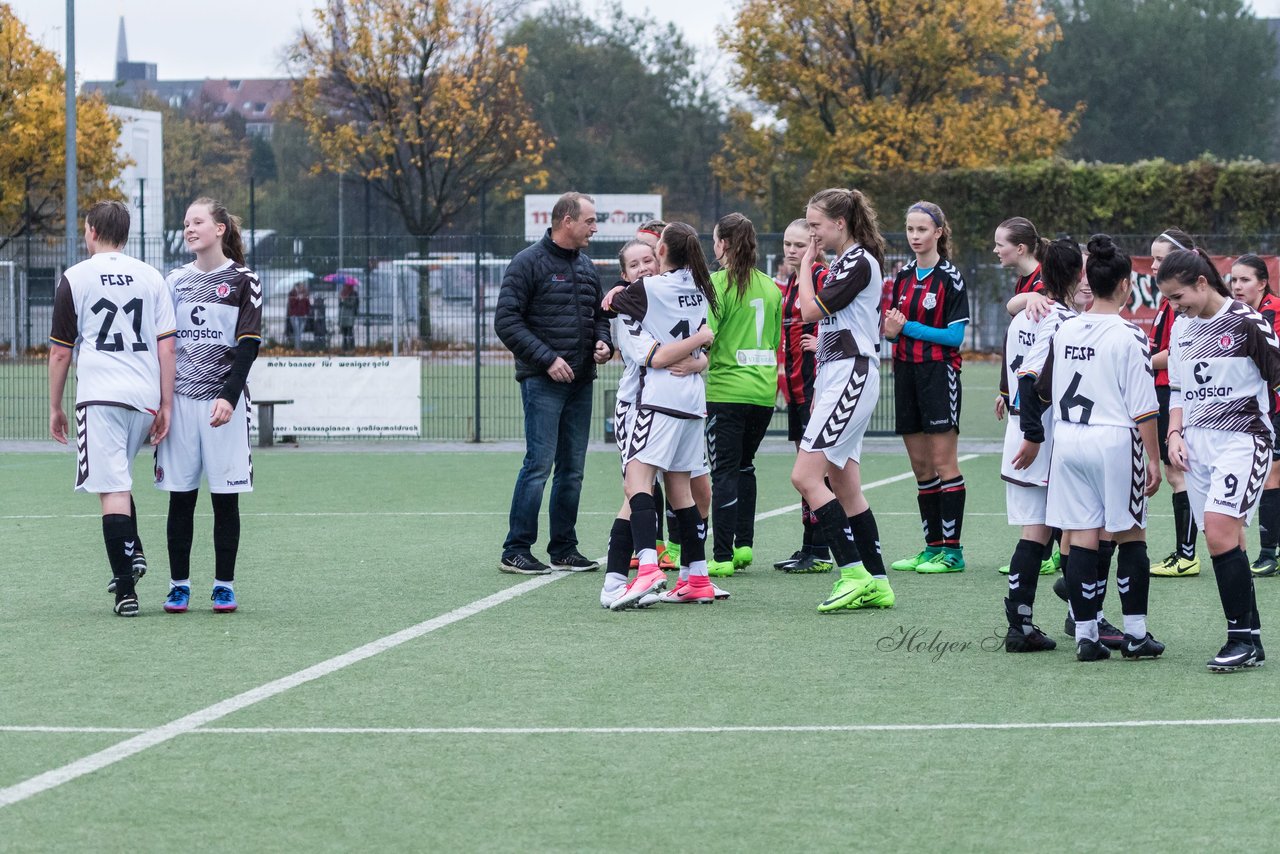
[
  {"x1": 0, "y1": 457, "x2": 978, "y2": 809},
  {"x1": 7, "y1": 718, "x2": 1280, "y2": 737}
]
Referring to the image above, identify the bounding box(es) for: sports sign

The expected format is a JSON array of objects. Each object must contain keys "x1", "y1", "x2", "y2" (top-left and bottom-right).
[
  {"x1": 247, "y1": 356, "x2": 421, "y2": 439},
  {"x1": 524, "y1": 194, "x2": 662, "y2": 242}
]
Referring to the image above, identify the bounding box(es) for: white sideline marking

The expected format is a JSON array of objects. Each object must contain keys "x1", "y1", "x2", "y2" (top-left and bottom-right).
[
  {"x1": 0, "y1": 727, "x2": 145, "y2": 734},
  {"x1": 753, "y1": 453, "x2": 980, "y2": 522},
  {"x1": 0, "y1": 572, "x2": 564, "y2": 809},
  {"x1": 0, "y1": 459, "x2": 969, "y2": 808}
]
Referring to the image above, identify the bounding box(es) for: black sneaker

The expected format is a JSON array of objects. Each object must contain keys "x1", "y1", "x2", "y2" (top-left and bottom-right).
[
  {"x1": 1121, "y1": 632, "x2": 1165, "y2": 660},
  {"x1": 1076, "y1": 638, "x2": 1111, "y2": 662},
  {"x1": 1052, "y1": 575, "x2": 1068, "y2": 602},
  {"x1": 549, "y1": 550, "x2": 599, "y2": 572},
  {"x1": 1246, "y1": 639, "x2": 1266, "y2": 668},
  {"x1": 1063, "y1": 614, "x2": 1075, "y2": 638},
  {"x1": 1251, "y1": 554, "x2": 1278, "y2": 577},
  {"x1": 113, "y1": 592, "x2": 140, "y2": 617},
  {"x1": 107, "y1": 551, "x2": 148, "y2": 594},
  {"x1": 1207, "y1": 640, "x2": 1257, "y2": 672},
  {"x1": 1005, "y1": 625, "x2": 1057, "y2": 653},
  {"x1": 773, "y1": 550, "x2": 806, "y2": 570},
  {"x1": 782, "y1": 553, "x2": 834, "y2": 574},
  {"x1": 499, "y1": 553, "x2": 552, "y2": 575},
  {"x1": 1098, "y1": 618, "x2": 1125, "y2": 650}
]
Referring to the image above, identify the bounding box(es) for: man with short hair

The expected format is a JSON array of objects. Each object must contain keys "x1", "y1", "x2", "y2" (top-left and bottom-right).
[
  {"x1": 49, "y1": 200, "x2": 177, "y2": 615},
  {"x1": 494, "y1": 192, "x2": 613, "y2": 574}
]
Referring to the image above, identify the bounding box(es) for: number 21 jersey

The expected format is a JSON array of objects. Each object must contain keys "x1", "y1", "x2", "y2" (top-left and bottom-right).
[{"x1": 49, "y1": 251, "x2": 176, "y2": 412}]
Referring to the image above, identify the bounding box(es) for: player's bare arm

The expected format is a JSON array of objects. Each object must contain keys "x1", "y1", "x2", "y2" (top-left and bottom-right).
[{"x1": 48, "y1": 346, "x2": 72, "y2": 445}]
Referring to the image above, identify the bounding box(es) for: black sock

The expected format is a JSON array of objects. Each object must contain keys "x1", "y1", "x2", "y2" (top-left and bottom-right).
[
  {"x1": 1060, "y1": 550, "x2": 1074, "y2": 620},
  {"x1": 652, "y1": 479, "x2": 665, "y2": 542},
  {"x1": 675, "y1": 506, "x2": 705, "y2": 568},
  {"x1": 628, "y1": 493, "x2": 659, "y2": 563},
  {"x1": 211, "y1": 492, "x2": 240, "y2": 584},
  {"x1": 1008, "y1": 538, "x2": 1044, "y2": 607},
  {"x1": 1173, "y1": 491, "x2": 1198, "y2": 560},
  {"x1": 167, "y1": 489, "x2": 198, "y2": 582},
  {"x1": 1064, "y1": 546, "x2": 1100, "y2": 630},
  {"x1": 664, "y1": 498, "x2": 681, "y2": 547},
  {"x1": 814, "y1": 499, "x2": 859, "y2": 568},
  {"x1": 737, "y1": 464, "x2": 757, "y2": 549},
  {"x1": 802, "y1": 501, "x2": 830, "y2": 559},
  {"x1": 1097, "y1": 540, "x2": 1116, "y2": 612},
  {"x1": 939, "y1": 476, "x2": 965, "y2": 547},
  {"x1": 917, "y1": 477, "x2": 942, "y2": 547},
  {"x1": 103, "y1": 513, "x2": 138, "y2": 596},
  {"x1": 606, "y1": 517, "x2": 633, "y2": 580},
  {"x1": 1044, "y1": 529, "x2": 1061, "y2": 562},
  {"x1": 1116, "y1": 541, "x2": 1150, "y2": 625},
  {"x1": 848, "y1": 508, "x2": 885, "y2": 577},
  {"x1": 129, "y1": 497, "x2": 144, "y2": 557},
  {"x1": 1212, "y1": 547, "x2": 1255, "y2": 641},
  {"x1": 1260, "y1": 488, "x2": 1280, "y2": 555},
  {"x1": 1251, "y1": 585, "x2": 1263, "y2": 647}
]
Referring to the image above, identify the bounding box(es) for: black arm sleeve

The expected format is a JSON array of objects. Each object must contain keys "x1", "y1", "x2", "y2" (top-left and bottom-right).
[
  {"x1": 218, "y1": 339, "x2": 260, "y2": 406},
  {"x1": 1018, "y1": 374, "x2": 1045, "y2": 444}
]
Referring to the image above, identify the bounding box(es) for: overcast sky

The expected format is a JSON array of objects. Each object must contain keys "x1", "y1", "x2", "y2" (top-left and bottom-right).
[{"x1": 9, "y1": 0, "x2": 732, "y2": 82}]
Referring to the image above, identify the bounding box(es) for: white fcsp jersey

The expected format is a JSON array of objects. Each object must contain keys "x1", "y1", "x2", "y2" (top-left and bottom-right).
[
  {"x1": 1168, "y1": 300, "x2": 1280, "y2": 439},
  {"x1": 999, "y1": 304, "x2": 1074, "y2": 484},
  {"x1": 609, "y1": 269, "x2": 708, "y2": 418},
  {"x1": 49, "y1": 252, "x2": 176, "y2": 412},
  {"x1": 1044, "y1": 313, "x2": 1157, "y2": 429},
  {"x1": 814, "y1": 243, "x2": 883, "y2": 368},
  {"x1": 610, "y1": 307, "x2": 659, "y2": 405}
]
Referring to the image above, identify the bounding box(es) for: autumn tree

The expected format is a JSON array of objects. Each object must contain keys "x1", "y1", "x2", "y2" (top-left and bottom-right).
[
  {"x1": 286, "y1": 0, "x2": 551, "y2": 237},
  {"x1": 717, "y1": 0, "x2": 1076, "y2": 200},
  {"x1": 0, "y1": 5, "x2": 126, "y2": 249}
]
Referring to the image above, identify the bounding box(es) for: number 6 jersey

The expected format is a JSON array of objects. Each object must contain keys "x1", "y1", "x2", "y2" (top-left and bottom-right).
[
  {"x1": 1036, "y1": 312, "x2": 1158, "y2": 430},
  {"x1": 49, "y1": 251, "x2": 177, "y2": 412}
]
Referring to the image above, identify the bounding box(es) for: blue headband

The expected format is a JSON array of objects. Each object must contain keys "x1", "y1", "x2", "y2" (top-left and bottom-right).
[{"x1": 909, "y1": 204, "x2": 942, "y2": 227}]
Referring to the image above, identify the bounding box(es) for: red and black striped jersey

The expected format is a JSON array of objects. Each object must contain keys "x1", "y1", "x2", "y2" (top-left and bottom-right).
[
  {"x1": 1014, "y1": 265, "x2": 1044, "y2": 296},
  {"x1": 777, "y1": 262, "x2": 826, "y2": 405},
  {"x1": 1257, "y1": 293, "x2": 1280, "y2": 409},
  {"x1": 888, "y1": 259, "x2": 970, "y2": 369},
  {"x1": 1149, "y1": 299, "x2": 1175, "y2": 387}
]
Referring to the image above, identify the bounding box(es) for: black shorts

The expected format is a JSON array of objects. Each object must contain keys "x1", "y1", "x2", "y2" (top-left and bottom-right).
[
  {"x1": 894, "y1": 360, "x2": 960, "y2": 435},
  {"x1": 1272, "y1": 410, "x2": 1280, "y2": 462},
  {"x1": 787, "y1": 402, "x2": 812, "y2": 443},
  {"x1": 1156, "y1": 385, "x2": 1171, "y2": 465}
]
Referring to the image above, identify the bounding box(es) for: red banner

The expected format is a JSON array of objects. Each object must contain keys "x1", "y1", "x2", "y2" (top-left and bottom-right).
[{"x1": 1125, "y1": 255, "x2": 1280, "y2": 333}]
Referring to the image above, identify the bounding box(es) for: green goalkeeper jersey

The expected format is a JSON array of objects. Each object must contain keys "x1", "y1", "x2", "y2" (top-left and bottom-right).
[{"x1": 706, "y1": 268, "x2": 783, "y2": 406}]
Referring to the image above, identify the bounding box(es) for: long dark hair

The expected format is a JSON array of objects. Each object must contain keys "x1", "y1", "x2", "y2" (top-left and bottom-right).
[
  {"x1": 191, "y1": 197, "x2": 246, "y2": 266},
  {"x1": 998, "y1": 217, "x2": 1047, "y2": 262},
  {"x1": 1153, "y1": 227, "x2": 1195, "y2": 252},
  {"x1": 1041, "y1": 238, "x2": 1083, "y2": 303},
  {"x1": 662, "y1": 222, "x2": 717, "y2": 316},
  {"x1": 715, "y1": 213, "x2": 757, "y2": 300},
  {"x1": 1234, "y1": 253, "x2": 1270, "y2": 296},
  {"x1": 1158, "y1": 248, "x2": 1230, "y2": 298},
  {"x1": 907, "y1": 201, "x2": 952, "y2": 259},
  {"x1": 1085, "y1": 234, "x2": 1132, "y2": 300},
  {"x1": 808, "y1": 188, "x2": 886, "y2": 270}
]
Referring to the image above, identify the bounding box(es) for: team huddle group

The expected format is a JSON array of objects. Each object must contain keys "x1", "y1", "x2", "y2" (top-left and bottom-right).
[{"x1": 595, "y1": 191, "x2": 1280, "y2": 674}]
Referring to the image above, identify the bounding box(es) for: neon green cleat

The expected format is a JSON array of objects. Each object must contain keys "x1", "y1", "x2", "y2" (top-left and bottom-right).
[
  {"x1": 847, "y1": 577, "x2": 895, "y2": 609},
  {"x1": 997, "y1": 564, "x2": 1011, "y2": 575},
  {"x1": 1044, "y1": 545, "x2": 1061, "y2": 575},
  {"x1": 664, "y1": 542, "x2": 681, "y2": 567},
  {"x1": 708, "y1": 559, "x2": 735, "y2": 578},
  {"x1": 732, "y1": 545, "x2": 753, "y2": 569},
  {"x1": 917, "y1": 547, "x2": 965, "y2": 573},
  {"x1": 817, "y1": 567, "x2": 873, "y2": 613},
  {"x1": 892, "y1": 547, "x2": 942, "y2": 572}
]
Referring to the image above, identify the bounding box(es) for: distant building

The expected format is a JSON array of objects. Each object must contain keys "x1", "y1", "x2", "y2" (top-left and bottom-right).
[
  {"x1": 109, "y1": 106, "x2": 164, "y2": 262},
  {"x1": 84, "y1": 17, "x2": 292, "y2": 138}
]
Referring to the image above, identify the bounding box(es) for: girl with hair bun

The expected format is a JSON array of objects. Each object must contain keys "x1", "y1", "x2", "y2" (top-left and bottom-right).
[
  {"x1": 884, "y1": 201, "x2": 971, "y2": 574},
  {"x1": 1159, "y1": 247, "x2": 1280, "y2": 671},
  {"x1": 791, "y1": 188, "x2": 895, "y2": 613},
  {"x1": 1037, "y1": 234, "x2": 1164, "y2": 663},
  {"x1": 1230, "y1": 254, "x2": 1280, "y2": 576}
]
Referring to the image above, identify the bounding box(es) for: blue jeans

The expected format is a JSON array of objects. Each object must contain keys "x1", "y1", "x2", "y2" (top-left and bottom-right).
[{"x1": 503, "y1": 375, "x2": 594, "y2": 559}]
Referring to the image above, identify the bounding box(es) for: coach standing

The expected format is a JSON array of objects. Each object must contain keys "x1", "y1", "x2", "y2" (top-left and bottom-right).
[{"x1": 495, "y1": 192, "x2": 613, "y2": 574}]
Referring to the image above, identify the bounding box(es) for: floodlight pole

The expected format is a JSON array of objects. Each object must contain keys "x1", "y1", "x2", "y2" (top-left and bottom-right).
[{"x1": 65, "y1": 0, "x2": 78, "y2": 268}]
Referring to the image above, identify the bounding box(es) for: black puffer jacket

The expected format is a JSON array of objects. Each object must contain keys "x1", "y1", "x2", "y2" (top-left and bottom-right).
[{"x1": 494, "y1": 230, "x2": 612, "y2": 382}]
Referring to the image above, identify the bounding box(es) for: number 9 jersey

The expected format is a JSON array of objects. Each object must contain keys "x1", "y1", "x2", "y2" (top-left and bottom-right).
[{"x1": 49, "y1": 251, "x2": 177, "y2": 413}]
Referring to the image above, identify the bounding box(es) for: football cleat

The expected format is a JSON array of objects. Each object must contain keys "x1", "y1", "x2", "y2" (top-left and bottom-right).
[
  {"x1": 846, "y1": 577, "x2": 895, "y2": 609},
  {"x1": 107, "y1": 550, "x2": 148, "y2": 594},
  {"x1": 1098, "y1": 618, "x2": 1125, "y2": 650},
  {"x1": 1151, "y1": 554, "x2": 1200, "y2": 577},
  {"x1": 1076, "y1": 638, "x2": 1111, "y2": 662},
  {"x1": 164, "y1": 585, "x2": 191, "y2": 614},
  {"x1": 1246, "y1": 639, "x2": 1266, "y2": 668},
  {"x1": 1207, "y1": 640, "x2": 1257, "y2": 672},
  {"x1": 892, "y1": 548, "x2": 941, "y2": 572},
  {"x1": 707, "y1": 559, "x2": 735, "y2": 578},
  {"x1": 657, "y1": 578, "x2": 715, "y2": 604},
  {"x1": 817, "y1": 572, "x2": 873, "y2": 613},
  {"x1": 1004, "y1": 625, "x2": 1057, "y2": 653},
  {"x1": 1120, "y1": 632, "x2": 1165, "y2": 660},
  {"x1": 916, "y1": 548, "x2": 965, "y2": 574},
  {"x1": 732, "y1": 546, "x2": 753, "y2": 570},
  {"x1": 774, "y1": 550, "x2": 806, "y2": 570},
  {"x1": 1250, "y1": 554, "x2": 1278, "y2": 578},
  {"x1": 782, "y1": 554, "x2": 833, "y2": 574},
  {"x1": 211, "y1": 586, "x2": 238, "y2": 613},
  {"x1": 113, "y1": 592, "x2": 139, "y2": 617},
  {"x1": 712, "y1": 582, "x2": 730, "y2": 600},
  {"x1": 610, "y1": 568, "x2": 666, "y2": 611}
]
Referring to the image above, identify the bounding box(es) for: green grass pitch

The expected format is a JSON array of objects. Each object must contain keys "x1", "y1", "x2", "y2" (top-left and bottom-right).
[{"x1": 3, "y1": 441, "x2": 1280, "y2": 851}]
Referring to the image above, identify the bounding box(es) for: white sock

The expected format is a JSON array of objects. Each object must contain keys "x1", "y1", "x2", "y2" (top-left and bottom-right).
[
  {"x1": 1123, "y1": 614, "x2": 1147, "y2": 639},
  {"x1": 678, "y1": 568, "x2": 689, "y2": 582},
  {"x1": 688, "y1": 560, "x2": 709, "y2": 578},
  {"x1": 603, "y1": 575, "x2": 626, "y2": 594},
  {"x1": 1075, "y1": 618, "x2": 1099, "y2": 643},
  {"x1": 170, "y1": 579, "x2": 189, "y2": 590},
  {"x1": 636, "y1": 548, "x2": 657, "y2": 567}
]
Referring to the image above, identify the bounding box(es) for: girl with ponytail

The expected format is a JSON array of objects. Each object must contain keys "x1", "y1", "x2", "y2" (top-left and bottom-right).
[
  {"x1": 703, "y1": 213, "x2": 782, "y2": 577},
  {"x1": 791, "y1": 188, "x2": 895, "y2": 613},
  {"x1": 155, "y1": 198, "x2": 262, "y2": 615}
]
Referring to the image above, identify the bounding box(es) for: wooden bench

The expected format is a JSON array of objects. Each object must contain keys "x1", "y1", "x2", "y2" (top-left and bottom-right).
[{"x1": 253, "y1": 399, "x2": 294, "y2": 447}]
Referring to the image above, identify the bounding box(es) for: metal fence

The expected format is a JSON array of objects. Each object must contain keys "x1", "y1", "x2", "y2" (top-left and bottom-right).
[{"x1": 4, "y1": 230, "x2": 1265, "y2": 442}]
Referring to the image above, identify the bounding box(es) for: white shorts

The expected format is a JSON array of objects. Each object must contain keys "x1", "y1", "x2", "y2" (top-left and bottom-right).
[
  {"x1": 1005, "y1": 482, "x2": 1048, "y2": 527},
  {"x1": 74, "y1": 404, "x2": 152, "y2": 494},
  {"x1": 1046, "y1": 422, "x2": 1146, "y2": 533},
  {"x1": 625, "y1": 409, "x2": 705, "y2": 474},
  {"x1": 1183, "y1": 427, "x2": 1272, "y2": 529},
  {"x1": 799, "y1": 356, "x2": 879, "y2": 469},
  {"x1": 155, "y1": 393, "x2": 253, "y2": 494},
  {"x1": 615, "y1": 398, "x2": 636, "y2": 476}
]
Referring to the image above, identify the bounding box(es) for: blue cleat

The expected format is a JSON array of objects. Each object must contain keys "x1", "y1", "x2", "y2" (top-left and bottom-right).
[
  {"x1": 211, "y1": 586, "x2": 238, "y2": 613},
  {"x1": 163, "y1": 585, "x2": 190, "y2": 614}
]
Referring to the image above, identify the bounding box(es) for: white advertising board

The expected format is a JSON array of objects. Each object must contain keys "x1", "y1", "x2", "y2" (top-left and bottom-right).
[
  {"x1": 247, "y1": 356, "x2": 421, "y2": 439},
  {"x1": 524, "y1": 194, "x2": 662, "y2": 241}
]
